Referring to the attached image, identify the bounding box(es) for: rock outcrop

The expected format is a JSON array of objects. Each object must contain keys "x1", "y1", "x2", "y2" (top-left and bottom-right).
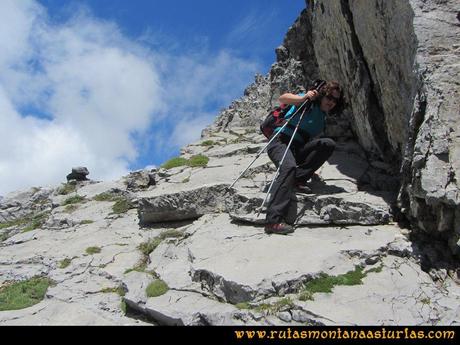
[
  {"x1": 66, "y1": 167, "x2": 90, "y2": 182},
  {"x1": 204, "y1": 0, "x2": 460, "y2": 256},
  {"x1": 1, "y1": 0, "x2": 459, "y2": 326}
]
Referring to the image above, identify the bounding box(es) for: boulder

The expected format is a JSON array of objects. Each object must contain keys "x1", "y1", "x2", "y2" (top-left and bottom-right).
[{"x1": 66, "y1": 167, "x2": 90, "y2": 182}]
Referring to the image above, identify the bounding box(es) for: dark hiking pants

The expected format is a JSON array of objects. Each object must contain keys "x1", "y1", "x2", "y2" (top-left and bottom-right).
[{"x1": 265, "y1": 135, "x2": 335, "y2": 224}]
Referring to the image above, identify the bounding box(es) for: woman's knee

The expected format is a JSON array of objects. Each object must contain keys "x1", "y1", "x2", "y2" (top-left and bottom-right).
[
  {"x1": 320, "y1": 138, "x2": 336, "y2": 152},
  {"x1": 279, "y1": 161, "x2": 297, "y2": 173}
]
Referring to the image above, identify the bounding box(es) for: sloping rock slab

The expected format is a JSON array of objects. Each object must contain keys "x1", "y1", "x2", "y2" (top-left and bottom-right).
[
  {"x1": 148, "y1": 214, "x2": 401, "y2": 305},
  {"x1": 294, "y1": 256, "x2": 460, "y2": 325},
  {"x1": 138, "y1": 184, "x2": 231, "y2": 224},
  {"x1": 138, "y1": 180, "x2": 392, "y2": 226},
  {"x1": 230, "y1": 191, "x2": 393, "y2": 225},
  {"x1": 138, "y1": 184, "x2": 263, "y2": 225},
  {"x1": 123, "y1": 271, "x2": 244, "y2": 325},
  {"x1": 0, "y1": 299, "x2": 142, "y2": 325}
]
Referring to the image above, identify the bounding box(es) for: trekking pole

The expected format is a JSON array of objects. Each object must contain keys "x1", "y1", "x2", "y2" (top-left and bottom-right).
[
  {"x1": 257, "y1": 102, "x2": 312, "y2": 217},
  {"x1": 229, "y1": 97, "x2": 314, "y2": 189}
]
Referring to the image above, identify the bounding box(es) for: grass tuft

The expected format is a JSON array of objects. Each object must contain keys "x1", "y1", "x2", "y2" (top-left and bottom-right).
[
  {"x1": 146, "y1": 280, "x2": 169, "y2": 297},
  {"x1": 57, "y1": 183, "x2": 76, "y2": 195},
  {"x1": 160, "y1": 155, "x2": 209, "y2": 170},
  {"x1": 111, "y1": 198, "x2": 135, "y2": 214},
  {"x1": 299, "y1": 266, "x2": 368, "y2": 301},
  {"x1": 160, "y1": 157, "x2": 189, "y2": 170},
  {"x1": 187, "y1": 155, "x2": 209, "y2": 167},
  {"x1": 85, "y1": 246, "x2": 101, "y2": 255},
  {"x1": 58, "y1": 258, "x2": 73, "y2": 269},
  {"x1": 62, "y1": 195, "x2": 85, "y2": 206},
  {"x1": 0, "y1": 277, "x2": 52, "y2": 311},
  {"x1": 200, "y1": 140, "x2": 216, "y2": 146}
]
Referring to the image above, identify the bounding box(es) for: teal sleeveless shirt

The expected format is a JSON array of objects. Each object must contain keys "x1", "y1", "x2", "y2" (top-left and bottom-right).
[{"x1": 274, "y1": 96, "x2": 326, "y2": 144}]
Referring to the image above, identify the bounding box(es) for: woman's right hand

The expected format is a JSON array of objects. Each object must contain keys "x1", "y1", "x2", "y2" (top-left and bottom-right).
[{"x1": 305, "y1": 90, "x2": 319, "y2": 101}]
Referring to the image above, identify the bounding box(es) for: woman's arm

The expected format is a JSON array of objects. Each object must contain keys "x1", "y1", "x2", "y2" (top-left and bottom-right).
[{"x1": 278, "y1": 90, "x2": 319, "y2": 106}]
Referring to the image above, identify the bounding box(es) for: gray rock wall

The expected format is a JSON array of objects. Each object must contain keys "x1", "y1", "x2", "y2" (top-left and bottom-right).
[
  {"x1": 205, "y1": 0, "x2": 459, "y2": 255},
  {"x1": 312, "y1": 0, "x2": 459, "y2": 255},
  {"x1": 310, "y1": 0, "x2": 418, "y2": 162},
  {"x1": 399, "y1": 0, "x2": 460, "y2": 254}
]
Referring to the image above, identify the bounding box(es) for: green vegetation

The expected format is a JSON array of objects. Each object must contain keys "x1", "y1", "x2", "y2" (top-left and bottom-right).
[
  {"x1": 100, "y1": 286, "x2": 126, "y2": 297},
  {"x1": 62, "y1": 195, "x2": 85, "y2": 206},
  {"x1": 93, "y1": 193, "x2": 135, "y2": 214},
  {"x1": 160, "y1": 155, "x2": 209, "y2": 170},
  {"x1": 146, "y1": 279, "x2": 169, "y2": 297},
  {"x1": 0, "y1": 211, "x2": 51, "y2": 233},
  {"x1": 421, "y1": 297, "x2": 431, "y2": 305},
  {"x1": 0, "y1": 232, "x2": 10, "y2": 242},
  {"x1": 126, "y1": 230, "x2": 184, "y2": 274},
  {"x1": 62, "y1": 195, "x2": 85, "y2": 213},
  {"x1": 200, "y1": 140, "x2": 216, "y2": 146},
  {"x1": 93, "y1": 192, "x2": 115, "y2": 202},
  {"x1": 111, "y1": 198, "x2": 135, "y2": 214},
  {"x1": 161, "y1": 157, "x2": 189, "y2": 170},
  {"x1": 85, "y1": 246, "x2": 102, "y2": 255},
  {"x1": 254, "y1": 297, "x2": 294, "y2": 314},
  {"x1": 21, "y1": 212, "x2": 51, "y2": 233},
  {"x1": 0, "y1": 277, "x2": 52, "y2": 311},
  {"x1": 298, "y1": 266, "x2": 385, "y2": 301},
  {"x1": 79, "y1": 220, "x2": 94, "y2": 225},
  {"x1": 187, "y1": 155, "x2": 209, "y2": 168},
  {"x1": 182, "y1": 177, "x2": 190, "y2": 183},
  {"x1": 138, "y1": 238, "x2": 163, "y2": 258},
  {"x1": 0, "y1": 218, "x2": 29, "y2": 230},
  {"x1": 120, "y1": 300, "x2": 127, "y2": 314},
  {"x1": 235, "y1": 298, "x2": 294, "y2": 315},
  {"x1": 139, "y1": 230, "x2": 184, "y2": 257},
  {"x1": 235, "y1": 302, "x2": 251, "y2": 310},
  {"x1": 58, "y1": 258, "x2": 74, "y2": 269},
  {"x1": 64, "y1": 204, "x2": 79, "y2": 213},
  {"x1": 124, "y1": 265, "x2": 149, "y2": 275},
  {"x1": 298, "y1": 290, "x2": 314, "y2": 302},
  {"x1": 57, "y1": 183, "x2": 76, "y2": 195}
]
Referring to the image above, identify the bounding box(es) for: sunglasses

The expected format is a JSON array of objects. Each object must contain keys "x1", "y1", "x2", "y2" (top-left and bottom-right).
[{"x1": 325, "y1": 94, "x2": 340, "y2": 103}]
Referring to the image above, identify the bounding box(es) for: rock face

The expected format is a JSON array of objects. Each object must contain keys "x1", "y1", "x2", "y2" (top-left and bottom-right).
[
  {"x1": 308, "y1": 0, "x2": 460, "y2": 254},
  {"x1": 1, "y1": 129, "x2": 458, "y2": 325},
  {"x1": 398, "y1": 0, "x2": 460, "y2": 255},
  {"x1": 204, "y1": 0, "x2": 460, "y2": 255},
  {"x1": 1, "y1": 0, "x2": 459, "y2": 326}
]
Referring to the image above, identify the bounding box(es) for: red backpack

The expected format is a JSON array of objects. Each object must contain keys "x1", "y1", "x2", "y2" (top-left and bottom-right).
[
  {"x1": 259, "y1": 80, "x2": 326, "y2": 140},
  {"x1": 259, "y1": 103, "x2": 294, "y2": 139}
]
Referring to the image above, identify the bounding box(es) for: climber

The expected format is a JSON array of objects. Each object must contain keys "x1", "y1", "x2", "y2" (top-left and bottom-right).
[{"x1": 264, "y1": 81, "x2": 344, "y2": 235}]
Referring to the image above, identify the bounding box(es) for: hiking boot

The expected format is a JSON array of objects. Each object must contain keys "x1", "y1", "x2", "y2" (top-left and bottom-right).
[
  {"x1": 265, "y1": 223, "x2": 295, "y2": 235},
  {"x1": 295, "y1": 182, "x2": 312, "y2": 194},
  {"x1": 311, "y1": 173, "x2": 322, "y2": 183}
]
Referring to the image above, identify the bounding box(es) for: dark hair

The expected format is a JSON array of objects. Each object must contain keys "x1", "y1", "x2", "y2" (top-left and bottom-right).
[{"x1": 315, "y1": 80, "x2": 345, "y2": 114}]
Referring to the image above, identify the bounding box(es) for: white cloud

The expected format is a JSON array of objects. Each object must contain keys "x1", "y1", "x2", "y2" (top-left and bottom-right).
[
  {"x1": 157, "y1": 50, "x2": 260, "y2": 152},
  {"x1": 0, "y1": 0, "x2": 261, "y2": 196},
  {"x1": 0, "y1": 0, "x2": 162, "y2": 195},
  {"x1": 225, "y1": 7, "x2": 278, "y2": 49},
  {"x1": 170, "y1": 114, "x2": 217, "y2": 150}
]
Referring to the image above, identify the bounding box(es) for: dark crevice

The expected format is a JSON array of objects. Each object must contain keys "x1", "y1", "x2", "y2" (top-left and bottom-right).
[
  {"x1": 398, "y1": 84, "x2": 428, "y2": 228},
  {"x1": 139, "y1": 218, "x2": 197, "y2": 230},
  {"x1": 123, "y1": 300, "x2": 158, "y2": 325},
  {"x1": 340, "y1": 0, "x2": 399, "y2": 167}
]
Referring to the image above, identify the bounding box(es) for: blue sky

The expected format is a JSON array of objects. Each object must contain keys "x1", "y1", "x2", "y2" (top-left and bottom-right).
[{"x1": 0, "y1": 0, "x2": 306, "y2": 195}]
